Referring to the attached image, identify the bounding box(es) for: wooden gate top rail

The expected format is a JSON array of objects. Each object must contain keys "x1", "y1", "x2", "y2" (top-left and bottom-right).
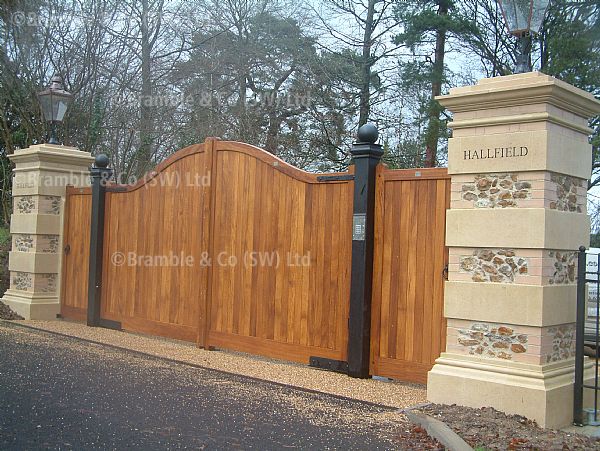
[
  {"x1": 105, "y1": 143, "x2": 206, "y2": 193},
  {"x1": 213, "y1": 141, "x2": 353, "y2": 185},
  {"x1": 76, "y1": 140, "x2": 354, "y2": 195},
  {"x1": 66, "y1": 185, "x2": 92, "y2": 195},
  {"x1": 382, "y1": 167, "x2": 449, "y2": 181}
]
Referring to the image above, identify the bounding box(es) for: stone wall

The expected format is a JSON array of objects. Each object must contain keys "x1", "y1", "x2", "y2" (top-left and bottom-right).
[
  {"x1": 447, "y1": 320, "x2": 576, "y2": 365},
  {"x1": 549, "y1": 174, "x2": 583, "y2": 212},
  {"x1": 548, "y1": 251, "x2": 576, "y2": 285},
  {"x1": 459, "y1": 249, "x2": 528, "y2": 283},
  {"x1": 455, "y1": 322, "x2": 527, "y2": 360},
  {"x1": 460, "y1": 174, "x2": 530, "y2": 208},
  {"x1": 452, "y1": 171, "x2": 587, "y2": 212}
]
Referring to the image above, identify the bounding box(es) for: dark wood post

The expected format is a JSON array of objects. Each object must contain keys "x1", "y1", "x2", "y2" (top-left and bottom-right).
[
  {"x1": 347, "y1": 124, "x2": 383, "y2": 378},
  {"x1": 87, "y1": 154, "x2": 113, "y2": 327}
]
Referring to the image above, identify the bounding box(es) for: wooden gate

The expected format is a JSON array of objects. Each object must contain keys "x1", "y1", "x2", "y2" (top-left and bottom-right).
[
  {"x1": 61, "y1": 140, "x2": 352, "y2": 364},
  {"x1": 60, "y1": 186, "x2": 92, "y2": 321},
  {"x1": 61, "y1": 140, "x2": 449, "y2": 382},
  {"x1": 369, "y1": 167, "x2": 450, "y2": 384}
]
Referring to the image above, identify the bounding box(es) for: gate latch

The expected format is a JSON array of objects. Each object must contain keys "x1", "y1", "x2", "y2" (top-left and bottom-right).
[{"x1": 442, "y1": 264, "x2": 448, "y2": 280}]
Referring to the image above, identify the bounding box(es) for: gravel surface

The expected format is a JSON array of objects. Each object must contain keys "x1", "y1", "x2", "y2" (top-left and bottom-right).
[
  {"x1": 0, "y1": 321, "x2": 440, "y2": 449},
  {"x1": 420, "y1": 404, "x2": 600, "y2": 450},
  {"x1": 19, "y1": 319, "x2": 427, "y2": 408},
  {"x1": 0, "y1": 301, "x2": 23, "y2": 320},
  {"x1": 4, "y1": 320, "x2": 596, "y2": 449}
]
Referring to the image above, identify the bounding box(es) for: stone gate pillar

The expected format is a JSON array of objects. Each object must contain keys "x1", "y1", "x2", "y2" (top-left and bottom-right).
[
  {"x1": 1, "y1": 144, "x2": 93, "y2": 319},
  {"x1": 427, "y1": 72, "x2": 600, "y2": 428}
]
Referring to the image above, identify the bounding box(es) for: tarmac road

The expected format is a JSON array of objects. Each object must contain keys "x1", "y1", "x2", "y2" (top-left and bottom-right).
[{"x1": 0, "y1": 322, "x2": 401, "y2": 450}]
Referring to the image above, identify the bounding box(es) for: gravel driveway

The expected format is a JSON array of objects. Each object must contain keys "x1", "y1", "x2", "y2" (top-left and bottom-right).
[{"x1": 0, "y1": 321, "x2": 418, "y2": 450}]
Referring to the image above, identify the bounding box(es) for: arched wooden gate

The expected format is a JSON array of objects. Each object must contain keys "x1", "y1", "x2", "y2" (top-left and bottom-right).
[{"x1": 60, "y1": 139, "x2": 449, "y2": 383}]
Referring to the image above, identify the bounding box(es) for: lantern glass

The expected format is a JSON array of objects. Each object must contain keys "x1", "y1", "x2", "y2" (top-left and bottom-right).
[
  {"x1": 37, "y1": 76, "x2": 72, "y2": 122},
  {"x1": 530, "y1": 0, "x2": 550, "y2": 32},
  {"x1": 499, "y1": 0, "x2": 550, "y2": 35}
]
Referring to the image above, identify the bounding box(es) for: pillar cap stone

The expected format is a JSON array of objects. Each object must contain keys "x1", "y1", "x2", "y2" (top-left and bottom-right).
[
  {"x1": 436, "y1": 72, "x2": 600, "y2": 119},
  {"x1": 9, "y1": 144, "x2": 94, "y2": 166}
]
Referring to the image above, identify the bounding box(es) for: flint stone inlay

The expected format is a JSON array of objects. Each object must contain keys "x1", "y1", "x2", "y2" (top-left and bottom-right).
[
  {"x1": 461, "y1": 174, "x2": 531, "y2": 208},
  {"x1": 460, "y1": 249, "x2": 528, "y2": 283},
  {"x1": 12, "y1": 272, "x2": 32, "y2": 291},
  {"x1": 38, "y1": 273, "x2": 57, "y2": 293},
  {"x1": 548, "y1": 251, "x2": 576, "y2": 284},
  {"x1": 15, "y1": 196, "x2": 35, "y2": 214},
  {"x1": 546, "y1": 325, "x2": 575, "y2": 363},
  {"x1": 549, "y1": 174, "x2": 583, "y2": 213},
  {"x1": 457, "y1": 322, "x2": 528, "y2": 360},
  {"x1": 13, "y1": 234, "x2": 34, "y2": 252},
  {"x1": 41, "y1": 196, "x2": 61, "y2": 215}
]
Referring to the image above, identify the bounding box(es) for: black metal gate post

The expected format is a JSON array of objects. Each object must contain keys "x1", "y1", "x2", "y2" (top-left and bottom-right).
[
  {"x1": 574, "y1": 246, "x2": 587, "y2": 425},
  {"x1": 87, "y1": 154, "x2": 118, "y2": 328},
  {"x1": 347, "y1": 124, "x2": 383, "y2": 378}
]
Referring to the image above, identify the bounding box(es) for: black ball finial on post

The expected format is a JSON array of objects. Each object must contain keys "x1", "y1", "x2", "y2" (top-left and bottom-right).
[
  {"x1": 356, "y1": 123, "x2": 379, "y2": 144},
  {"x1": 94, "y1": 154, "x2": 110, "y2": 169}
]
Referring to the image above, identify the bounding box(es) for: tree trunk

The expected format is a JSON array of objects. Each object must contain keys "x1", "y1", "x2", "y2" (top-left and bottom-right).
[
  {"x1": 425, "y1": 0, "x2": 448, "y2": 168},
  {"x1": 358, "y1": 0, "x2": 376, "y2": 127},
  {"x1": 139, "y1": 0, "x2": 153, "y2": 174}
]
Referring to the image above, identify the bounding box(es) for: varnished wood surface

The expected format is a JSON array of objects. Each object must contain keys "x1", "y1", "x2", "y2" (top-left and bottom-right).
[
  {"x1": 61, "y1": 140, "x2": 353, "y2": 364},
  {"x1": 60, "y1": 187, "x2": 92, "y2": 318},
  {"x1": 99, "y1": 146, "x2": 210, "y2": 341},
  {"x1": 370, "y1": 167, "x2": 449, "y2": 384},
  {"x1": 207, "y1": 142, "x2": 353, "y2": 362},
  {"x1": 61, "y1": 140, "x2": 448, "y2": 383}
]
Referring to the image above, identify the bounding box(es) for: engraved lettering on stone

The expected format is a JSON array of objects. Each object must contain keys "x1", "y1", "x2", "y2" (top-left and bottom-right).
[{"x1": 463, "y1": 146, "x2": 528, "y2": 160}]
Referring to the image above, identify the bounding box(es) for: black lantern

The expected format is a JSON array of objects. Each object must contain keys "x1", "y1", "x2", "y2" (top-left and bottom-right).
[
  {"x1": 497, "y1": 0, "x2": 550, "y2": 73},
  {"x1": 37, "y1": 75, "x2": 72, "y2": 144}
]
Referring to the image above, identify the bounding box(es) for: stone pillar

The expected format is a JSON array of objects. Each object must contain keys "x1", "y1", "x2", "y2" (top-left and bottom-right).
[
  {"x1": 427, "y1": 72, "x2": 600, "y2": 428},
  {"x1": 1, "y1": 144, "x2": 94, "y2": 319}
]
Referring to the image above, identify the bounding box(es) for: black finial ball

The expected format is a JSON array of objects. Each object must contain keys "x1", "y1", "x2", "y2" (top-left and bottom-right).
[
  {"x1": 94, "y1": 154, "x2": 109, "y2": 168},
  {"x1": 357, "y1": 123, "x2": 378, "y2": 144}
]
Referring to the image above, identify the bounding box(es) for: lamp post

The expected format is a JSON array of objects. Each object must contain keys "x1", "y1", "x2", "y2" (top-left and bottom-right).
[
  {"x1": 37, "y1": 75, "x2": 72, "y2": 145},
  {"x1": 497, "y1": 0, "x2": 550, "y2": 73}
]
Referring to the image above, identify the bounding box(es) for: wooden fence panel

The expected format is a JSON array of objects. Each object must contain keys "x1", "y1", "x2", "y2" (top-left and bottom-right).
[
  {"x1": 370, "y1": 167, "x2": 450, "y2": 384},
  {"x1": 99, "y1": 144, "x2": 211, "y2": 342},
  {"x1": 206, "y1": 141, "x2": 353, "y2": 363},
  {"x1": 60, "y1": 186, "x2": 92, "y2": 321}
]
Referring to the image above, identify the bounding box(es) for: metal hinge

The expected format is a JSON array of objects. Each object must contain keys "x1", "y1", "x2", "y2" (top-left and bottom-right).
[
  {"x1": 64, "y1": 244, "x2": 71, "y2": 255},
  {"x1": 316, "y1": 174, "x2": 355, "y2": 182}
]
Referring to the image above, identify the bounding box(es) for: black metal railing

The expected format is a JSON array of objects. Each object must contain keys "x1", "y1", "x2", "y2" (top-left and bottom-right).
[{"x1": 574, "y1": 246, "x2": 600, "y2": 426}]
